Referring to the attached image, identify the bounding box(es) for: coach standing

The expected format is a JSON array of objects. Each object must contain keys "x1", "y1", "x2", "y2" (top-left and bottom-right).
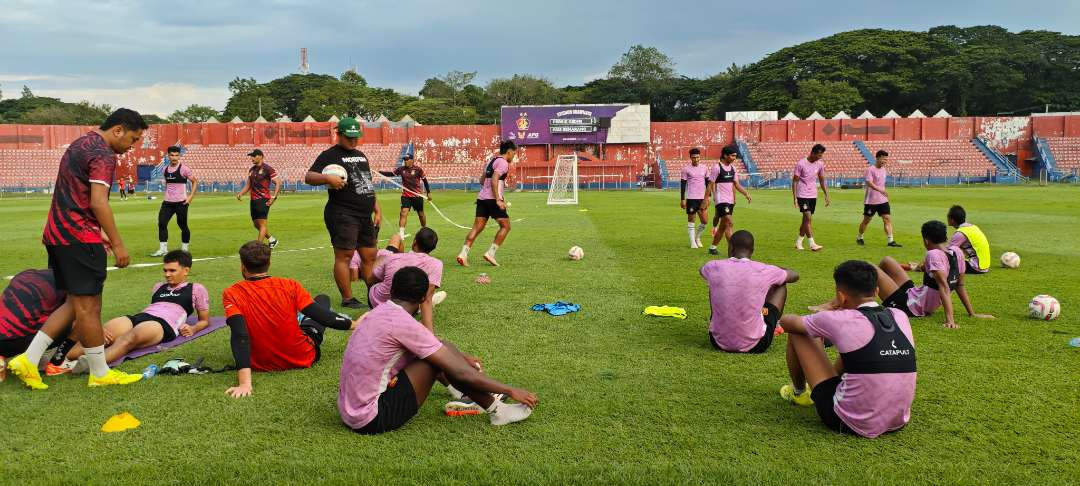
[{"x1": 304, "y1": 118, "x2": 382, "y2": 309}]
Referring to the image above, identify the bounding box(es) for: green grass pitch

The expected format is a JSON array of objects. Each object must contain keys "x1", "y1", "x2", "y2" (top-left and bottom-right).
[{"x1": 1, "y1": 185, "x2": 1078, "y2": 484}]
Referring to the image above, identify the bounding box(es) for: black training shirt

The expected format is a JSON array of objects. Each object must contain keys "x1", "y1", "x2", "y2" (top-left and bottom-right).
[{"x1": 308, "y1": 144, "x2": 376, "y2": 214}]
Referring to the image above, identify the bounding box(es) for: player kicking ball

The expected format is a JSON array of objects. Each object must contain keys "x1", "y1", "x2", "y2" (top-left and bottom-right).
[
  {"x1": 792, "y1": 144, "x2": 830, "y2": 251},
  {"x1": 338, "y1": 267, "x2": 537, "y2": 434},
  {"x1": 778, "y1": 260, "x2": 916, "y2": 438},
  {"x1": 458, "y1": 140, "x2": 516, "y2": 267},
  {"x1": 680, "y1": 148, "x2": 709, "y2": 249},
  {"x1": 857, "y1": 150, "x2": 900, "y2": 247},
  {"x1": 706, "y1": 146, "x2": 751, "y2": 254},
  {"x1": 378, "y1": 153, "x2": 431, "y2": 238}
]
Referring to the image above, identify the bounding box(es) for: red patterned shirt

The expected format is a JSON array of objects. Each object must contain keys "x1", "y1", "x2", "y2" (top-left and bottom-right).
[{"x1": 42, "y1": 131, "x2": 116, "y2": 246}]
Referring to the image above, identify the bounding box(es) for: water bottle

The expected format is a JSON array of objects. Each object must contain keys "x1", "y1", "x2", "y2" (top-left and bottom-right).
[
  {"x1": 1070, "y1": 337, "x2": 1080, "y2": 348},
  {"x1": 142, "y1": 364, "x2": 159, "y2": 379}
]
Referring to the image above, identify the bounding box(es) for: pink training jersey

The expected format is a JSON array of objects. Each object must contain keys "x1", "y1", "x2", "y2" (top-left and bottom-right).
[
  {"x1": 141, "y1": 282, "x2": 209, "y2": 333},
  {"x1": 905, "y1": 246, "x2": 966, "y2": 317},
  {"x1": 864, "y1": 165, "x2": 888, "y2": 205},
  {"x1": 477, "y1": 157, "x2": 509, "y2": 200},
  {"x1": 794, "y1": 158, "x2": 824, "y2": 199},
  {"x1": 709, "y1": 163, "x2": 738, "y2": 205},
  {"x1": 948, "y1": 224, "x2": 987, "y2": 273},
  {"x1": 350, "y1": 248, "x2": 395, "y2": 270},
  {"x1": 164, "y1": 164, "x2": 194, "y2": 203},
  {"x1": 681, "y1": 164, "x2": 708, "y2": 200},
  {"x1": 803, "y1": 305, "x2": 916, "y2": 438},
  {"x1": 337, "y1": 300, "x2": 444, "y2": 430},
  {"x1": 700, "y1": 258, "x2": 788, "y2": 352},
  {"x1": 369, "y1": 252, "x2": 444, "y2": 308}
]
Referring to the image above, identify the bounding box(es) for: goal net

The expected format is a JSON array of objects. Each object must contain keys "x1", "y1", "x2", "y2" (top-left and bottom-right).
[{"x1": 547, "y1": 154, "x2": 579, "y2": 205}]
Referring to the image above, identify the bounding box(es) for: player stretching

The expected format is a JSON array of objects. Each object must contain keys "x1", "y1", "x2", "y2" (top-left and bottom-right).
[
  {"x1": 706, "y1": 146, "x2": 751, "y2": 254},
  {"x1": 7, "y1": 108, "x2": 147, "y2": 389},
  {"x1": 152, "y1": 146, "x2": 198, "y2": 256},
  {"x1": 305, "y1": 118, "x2": 383, "y2": 309},
  {"x1": 792, "y1": 144, "x2": 830, "y2": 251},
  {"x1": 857, "y1": 150, "x2": 900, "y2": 247},
  {"x1": 378, "y1": 153, "x2": 431, "y2": 237},
  {"x1": 680, "y1": 148, "x2": 709, "y2": 249},
  {"x1": 236, "y1": 149, "x2": 281, "y2": 248},
  {"x1": 458, "y1": 140, "x2": 516, "y2": 267}
]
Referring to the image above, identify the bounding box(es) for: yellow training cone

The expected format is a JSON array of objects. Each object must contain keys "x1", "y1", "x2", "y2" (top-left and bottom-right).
[{"x1": 101, "y1": 412, "x2": 141, "y2": 432}]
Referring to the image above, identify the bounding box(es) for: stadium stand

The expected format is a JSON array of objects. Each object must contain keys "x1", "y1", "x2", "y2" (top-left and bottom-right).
[
  {"x1": 661, "y1": 158, "x2": 751, "y2": 182},
  {"x1": 0, "y1": 148, "x2": 64, "y2": 188},
  {"x1": 862, "y1": 140, "x2": 996, "y2": 177},
  {"x1": 744, "y1": 141, "x2": 866, "y2": 175},
  {"x1": 173, "y1": 144, "x2": 404, "y2": 184},
  {"x1": 1044, "y1": 137, "x2": 1080, "y2": 170}
]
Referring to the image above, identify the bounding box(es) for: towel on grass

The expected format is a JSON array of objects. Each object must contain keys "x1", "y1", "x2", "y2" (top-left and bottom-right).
[
  {"x1": 531, "y1": 302, "x2": 580, "y2": 316},
  {"x1": 643, "y1": 306, "x2": 687, "y2": 319}
]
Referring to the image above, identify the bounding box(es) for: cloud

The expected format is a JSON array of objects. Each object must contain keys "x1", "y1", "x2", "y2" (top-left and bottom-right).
[
  {"x1": 33, "y1": 83, "x2": 230, "y2": 117},
  {"x1": 0, "y1": 74, "x2": 75, "y2": 82}
]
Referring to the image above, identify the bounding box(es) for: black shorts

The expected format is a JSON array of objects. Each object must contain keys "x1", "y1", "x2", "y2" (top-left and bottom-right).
[
  {"x1": 797, "y1": 197, "x2": 817, "y2": 214},
  {"x1": 685, "y1": 199, "x2": 705, "y2": 215},
  {"x1": 324, "y1": 207, "x2": 378, "y2": 250},
  {"x1": 863, "y1": 202, "x2": 891, "y2": 217},
  {"x1": 250, "y1": 199, "x2": 271, "y2": 220},
  {"x1": 354, "y1": 369, "x2": 419, "y2": 435},
  {"x1": 46, "y1": 244, "x2": 107, "y2": 296},
  {"x1": 709, "y1": 303, "x2": 779, "y2": 354},
  {"x1": 882, "y1": 281, "x2": 916, "y2": 317},
  {"x1": 126, "y1": 313, "x2": 177, "y2": 344},
  {"x1": 401, "y1": 196, "x2": 425, "y2": 211},
  {"x1": 0, "y1": 334, "x2": 35, "y2": 357},
  {"x1": 714, "y1": 203, "x2": 735, "y2": 217},
  {"x1": 811, "y1": 376, "x2": 854, "y2": 434},
  {"x1": 475, "y1": 199, "x2": 509, "y2": 219}
]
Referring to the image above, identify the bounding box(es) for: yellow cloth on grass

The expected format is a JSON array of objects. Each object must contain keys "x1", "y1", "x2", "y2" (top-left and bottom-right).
[{"x1": 643, "y1": 306, "x2": 687, "y2": 319}]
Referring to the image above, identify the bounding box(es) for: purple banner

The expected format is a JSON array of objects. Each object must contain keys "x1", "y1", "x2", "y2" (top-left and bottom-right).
[{"x1": 501, "y1": 104, "x2": 630, "y2": 145}]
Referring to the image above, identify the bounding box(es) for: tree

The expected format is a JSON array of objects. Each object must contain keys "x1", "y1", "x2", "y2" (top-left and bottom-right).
[
  {"x1": 393, "y1": 98, "x2": 477, "y2": 125},
  {"x1": 296, "y1": 80, "x2": 367, "y2": 120},
  {"x1": 419, "y1": 78, "x2": 454, "y2": 99},
  {"x1": 608, "y1": 45, "x2": 675, "y2": 83},
  {"x1": 20, "y1": 101, "x2": 113, "y2": 125},
  {"x1": 788, "y1": 79, "x2": 864, "y2": 118},
  {"x1": 167, "y1": 104, "x2": 220, "y2": 123},
  {"x1": 341, "y1": 69, "x2": 367, "y2": 87},
  {"x1": 222, "y1": 77, "x2": 278, "y2": 121},
  {"x1": 424, "y1": 70, "x2": 477, "y2": 107},
  {"x1": 266, "y1": 73, "x2": 339, "y2": 120},
  {"x1": 21, "y1": 85, "x2": 33, "y2": 99},
  {"x1": 481, "y1": 75, "x2": 560, "y2": 121}
]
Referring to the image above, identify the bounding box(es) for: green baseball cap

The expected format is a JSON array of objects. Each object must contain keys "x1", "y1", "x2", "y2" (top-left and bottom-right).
[{"x1": 337, "y1": 117, "x2": 362, "y2": 138}]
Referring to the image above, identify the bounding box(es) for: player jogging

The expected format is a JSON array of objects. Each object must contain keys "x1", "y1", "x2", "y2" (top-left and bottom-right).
[
  {"x1": 7, "y1": 108, "x2": 147, "y2": 389},
  {"x1": 857, "y1": 150, "x2": 900, "y2": 247},
  {"x1": 681, "y1": 148, "x2": 710, "y2": 249},
  {"x1": 236, "y1": 149, "x2": 281, "y2": 248},
  {"x1": 152, "y1": 146, "x2": 198, "y2": 256},
  {"x1": 457, "y1": 140, "x2": 515, "y2": 267},
  {"x1": 378, "y1": 153, "x2": 430, "y2": 238},
  {"x1": 305, "y1": 118, "x2": 383, "y2": 309},
  {"x1": 706, "y1": 146, "x2": 751, "y2": 254},
  {"x1": 792, "y1": 144, "x2": 830, "y2": 251}
]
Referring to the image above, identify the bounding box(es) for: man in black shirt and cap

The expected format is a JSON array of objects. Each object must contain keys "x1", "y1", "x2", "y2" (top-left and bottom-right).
[{"x1": 305, "y1": 118, "x2": 383, "y2": 309}]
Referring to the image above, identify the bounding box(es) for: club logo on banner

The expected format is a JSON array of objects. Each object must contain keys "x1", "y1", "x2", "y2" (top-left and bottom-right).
[{"x1": 515, "y1": 112, "x2": 530, "y2": 139}]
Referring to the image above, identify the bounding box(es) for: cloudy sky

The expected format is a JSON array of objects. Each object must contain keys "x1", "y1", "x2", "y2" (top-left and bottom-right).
[{"x1": 2, "y1": 0, "x2": 1077, "y2": 116}]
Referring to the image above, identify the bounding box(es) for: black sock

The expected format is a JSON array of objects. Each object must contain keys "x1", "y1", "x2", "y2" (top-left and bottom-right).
[{"x1": 49, "y1": 339, "x2": 76, "y2": 365}]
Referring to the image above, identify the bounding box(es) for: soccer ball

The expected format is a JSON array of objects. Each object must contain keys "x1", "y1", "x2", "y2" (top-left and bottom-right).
[
  {"x1": 322, "y1": 164, "x2": 348, "y2": 181},
  {"x1": 1028, "y1": 295, "x2": 1060, "y2": 321},
  {"x1": 1000, "y1": 251, "x2": 1020, "y2": 268},
  {"x1": 568, "y1": 246, "x2": 584, "y2": 260}
]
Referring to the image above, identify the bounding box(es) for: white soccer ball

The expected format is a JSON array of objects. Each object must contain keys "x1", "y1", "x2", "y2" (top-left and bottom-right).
[
  {"x1": 322, "y1": 164, "x2": 348, "y2": 181},
  {"x1": 1028, "y1": 294, "x2": 1061, "y2": 321},
  {"x1": 568, "y1": 246, "x2": 584, "y2": 260},
  {"x1": 1000, "y1": 251, "x2": 1020, "y2": 269}
]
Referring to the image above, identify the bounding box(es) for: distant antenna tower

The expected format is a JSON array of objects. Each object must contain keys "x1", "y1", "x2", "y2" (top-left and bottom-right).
[{"x1": 299, "y1": 48, "x2": 310, "y2": 74}]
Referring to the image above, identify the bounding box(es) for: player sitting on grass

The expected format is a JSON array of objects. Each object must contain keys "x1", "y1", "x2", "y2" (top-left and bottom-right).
[
  {"x1": 779, "y1": 260, "x2": 916, "y2": 438},
  {"x1": 364, "y1": 227, "x2": 443, "y2": 330},
  {"x1": 349, "y1": 233, "x2": 406, "y2": 282},
  {"x1": 700, "y1": 230, "x2": 797, "y2": 353},
  {"x1": 946, "y1": 205, "x2": 990, "y2": 274},
  {"x1": 222, "y1": 241, "x2": 356, "y2": 398},
  {"x1": 338, "y1": 267, "x2": 537, "y2": 434},
  {"x1": 813, "y1": 221, "x2": 995, "y2": 328},
  {"x1": 49, "y1": 250, "x2": 210, "y2": 374}
]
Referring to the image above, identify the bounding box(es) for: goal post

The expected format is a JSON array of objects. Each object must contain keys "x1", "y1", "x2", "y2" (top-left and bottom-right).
[{"x1": 547, "y1": 154, "x2": 579, "y2": 205}]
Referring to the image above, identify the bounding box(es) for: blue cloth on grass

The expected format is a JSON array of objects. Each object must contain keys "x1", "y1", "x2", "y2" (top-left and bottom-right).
[{"x1": 531, "y1": 301, "x2": 580, "y2": 316}]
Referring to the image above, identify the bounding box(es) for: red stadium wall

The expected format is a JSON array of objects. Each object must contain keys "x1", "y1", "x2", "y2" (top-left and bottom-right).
[{"x1": 3, "y1": 115, "x2": 1077, "y2": 185}]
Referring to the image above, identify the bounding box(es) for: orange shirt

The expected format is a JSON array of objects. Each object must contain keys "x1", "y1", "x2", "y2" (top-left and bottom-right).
[{"x1": 222, "y1": 276, "x2": 316, "y2": 371}]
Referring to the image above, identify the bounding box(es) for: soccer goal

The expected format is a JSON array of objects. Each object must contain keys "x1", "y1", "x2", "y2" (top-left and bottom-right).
[{"x1": 547, "y1": 154, "x2": 579, "y2": 205}]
